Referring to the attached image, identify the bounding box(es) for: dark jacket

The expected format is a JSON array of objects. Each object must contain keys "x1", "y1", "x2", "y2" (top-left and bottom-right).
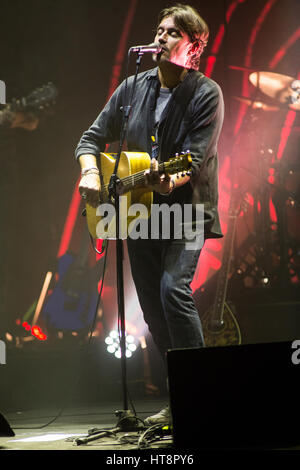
[{"x1": 75, "y1": 67, "x2": 224, "y2": 238}]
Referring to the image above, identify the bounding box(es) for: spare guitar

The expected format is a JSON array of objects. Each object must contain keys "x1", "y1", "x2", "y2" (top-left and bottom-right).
[
  {"x1": 0, "y1": 82, "x2": 58, "y2": 129},
  {"x1": 41, "y1": 229, "x2": 102, "y2": 332},
  {"x1": 84, "y1": 151, "x2": 192, "y2": 239},
  {"x1": 200, "y1": 191, "x2": 248, "y2": 347}
]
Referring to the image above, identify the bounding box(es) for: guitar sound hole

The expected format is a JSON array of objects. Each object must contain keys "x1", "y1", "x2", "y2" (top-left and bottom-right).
[{"x1": 208, "y1": 319, "x2": 225, "y2": 333}]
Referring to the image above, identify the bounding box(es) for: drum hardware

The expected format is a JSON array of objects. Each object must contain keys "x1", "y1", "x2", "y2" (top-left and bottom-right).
[
  {"x1": 233, "y1": 96, "x2": 280, "y2": 112},
  {"x1": 249, "y1": 71, "x2": 300, "y2": 112},
  {"x1": 229, "y1": 68, "x2": 300, "y2": 288}
]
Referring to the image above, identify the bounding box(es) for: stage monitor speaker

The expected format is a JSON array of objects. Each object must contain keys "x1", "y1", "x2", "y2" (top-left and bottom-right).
[
  {"x1": 167, "y1": 341, "x2": 300, "y2": 449},
  {"x1": 0, "y1": 412, "x2": 15, "y2": 437}
]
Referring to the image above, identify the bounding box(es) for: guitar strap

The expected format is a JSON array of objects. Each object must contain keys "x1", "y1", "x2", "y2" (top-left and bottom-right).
[{"x1": 158, "y1": 69, "x2": 204, "y2": 163}]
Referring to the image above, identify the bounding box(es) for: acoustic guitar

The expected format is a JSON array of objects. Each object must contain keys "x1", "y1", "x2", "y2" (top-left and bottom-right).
[
  {"x1": 84, "y1": 151, "x2": 192, "y2": 239},
  {"x1": 0, "y1": 82, "x2": 57, "y2": 128},
  {"x1": 200, "y1": 192, "x2": 247, "y2": 347}
]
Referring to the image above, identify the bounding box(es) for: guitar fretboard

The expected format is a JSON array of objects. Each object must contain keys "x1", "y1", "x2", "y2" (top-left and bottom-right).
[{"x1": 101, "y1": 158, "x2": 189, "y2": 197}]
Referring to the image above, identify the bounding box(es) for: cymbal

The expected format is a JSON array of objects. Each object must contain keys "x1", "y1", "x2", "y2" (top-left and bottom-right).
[
  {"x1": 249, "y1": 71, "x2": 300, "y2": 111},
  {"x1": 233, "y1": 96, "x2": 280, "y2": 112}
]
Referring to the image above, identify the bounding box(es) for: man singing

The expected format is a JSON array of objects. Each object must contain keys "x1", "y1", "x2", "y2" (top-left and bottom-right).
[{"x1": 75, "y1": 3, "x2": 224, "y2": 426}]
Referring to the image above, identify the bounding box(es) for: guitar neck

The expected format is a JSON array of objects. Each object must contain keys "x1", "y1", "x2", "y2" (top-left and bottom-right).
[
  {"x1": 102, "y1": 160, "x2": 177, "y2": 196},
  {"x1": 121, "y1": 161, "x2": 169, "y2": 191},
  {"x1": 211, "y1": 209, "x2": 239, "y2": 325}
]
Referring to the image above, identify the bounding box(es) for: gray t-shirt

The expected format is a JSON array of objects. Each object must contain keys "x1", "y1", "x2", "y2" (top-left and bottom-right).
[
  {"x1": 154, "y1": 87, "x2": 172, "y2": 127},
  {"x1": 152, "y1": 87, "x2": 172, "y2": 158}
]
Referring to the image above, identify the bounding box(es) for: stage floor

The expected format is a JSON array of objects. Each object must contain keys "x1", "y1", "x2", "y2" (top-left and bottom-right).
[
  {"x1": 1, "y1": 399, "x2": 300, "y2": 452},
  {"x1": 0, "y1": 399, "x2": 173, "y2": 451}
]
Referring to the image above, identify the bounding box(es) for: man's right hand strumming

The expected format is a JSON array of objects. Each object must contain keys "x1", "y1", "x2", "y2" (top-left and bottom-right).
[{"x1": 78, "y1": 154, "x2": 101, "y2": 208}]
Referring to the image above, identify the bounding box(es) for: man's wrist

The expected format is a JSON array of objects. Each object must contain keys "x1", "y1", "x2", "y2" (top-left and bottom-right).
[{"x1": 81, "y1": 166, "x2": 99, "y2": 176}]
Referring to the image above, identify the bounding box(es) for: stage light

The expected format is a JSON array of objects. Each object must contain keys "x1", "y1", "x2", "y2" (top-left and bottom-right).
[
  {"x1": 5, "y1": 333, "x2": 13, "y2": 342},
  {"x1": 22, "y1": 322, "x2": 31, "y2": 332},
  {"x1": 21, "y1": 322, "x2": 47, "y2": 341},
  {"x1": 105, "y1": 330, "x2": 138, "y2": 359}
]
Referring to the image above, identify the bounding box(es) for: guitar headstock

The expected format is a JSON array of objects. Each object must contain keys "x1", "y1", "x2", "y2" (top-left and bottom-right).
[
  {"x1": 165, "y1": 151, "x2": 193, "y2": 175},
  {"x1": 10, "y1": 82, "x2": 58, "y2": 116}
]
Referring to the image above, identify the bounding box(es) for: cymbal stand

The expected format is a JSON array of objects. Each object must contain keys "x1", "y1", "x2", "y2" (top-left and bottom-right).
[
  {"x1": 253, "y1": 143, "x2": 274, "y2": 285},
  {"x1": 233, "y1": 100, "x2": 276, "y2": 287},
  {"x1": 270, "y1": 162, "x2": 291, "y2": 288}
]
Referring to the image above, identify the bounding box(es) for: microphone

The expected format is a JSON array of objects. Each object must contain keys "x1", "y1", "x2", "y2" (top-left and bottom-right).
[{"x1": 130, "y1": 43, "x2": 162, "y2": 54}]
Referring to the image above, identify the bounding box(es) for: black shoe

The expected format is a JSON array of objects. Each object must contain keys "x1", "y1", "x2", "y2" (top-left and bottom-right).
[{"x1": 144, "y1": 405, "x2": 170, "y2": 426}]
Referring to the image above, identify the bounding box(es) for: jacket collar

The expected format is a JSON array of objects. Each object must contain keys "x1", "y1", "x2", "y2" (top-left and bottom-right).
[{"x1": 146, "y1": 67, "x2": 159, "y2": 80}]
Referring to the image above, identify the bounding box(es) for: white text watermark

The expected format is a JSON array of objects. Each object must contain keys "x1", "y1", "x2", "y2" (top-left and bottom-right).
[
  {"x1": 95, "y1": 197, "x2": 205, "y2": 250},
  {"x1": 291, "y1": 340, "x2": 300, "y2": 365},
  {"x1": 0, "y1": 80, "x2": 6, "y2": 104},
  {"x1": 0, "y1": 340, "x2": 6, "y2": 365}
]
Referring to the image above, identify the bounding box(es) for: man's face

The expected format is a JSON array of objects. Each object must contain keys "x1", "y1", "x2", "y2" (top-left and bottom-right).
[{"x1": 154, "y1": 15, "x2": 191, "y2": 67}]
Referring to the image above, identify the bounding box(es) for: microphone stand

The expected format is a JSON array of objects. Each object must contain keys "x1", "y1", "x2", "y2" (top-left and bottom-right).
[{"x1": 75, "y1": 50, "x2": 146, "y2": 446}]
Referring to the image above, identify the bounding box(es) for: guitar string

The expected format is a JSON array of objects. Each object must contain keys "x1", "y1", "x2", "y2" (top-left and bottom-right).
[{"x1": 99, "y1": 158, "x2": 188, "y2": 197}]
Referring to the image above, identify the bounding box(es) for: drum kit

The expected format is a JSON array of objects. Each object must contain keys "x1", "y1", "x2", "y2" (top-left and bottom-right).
[{"x1": 231, "y1": 69, "x2": 300, "y2": 288}]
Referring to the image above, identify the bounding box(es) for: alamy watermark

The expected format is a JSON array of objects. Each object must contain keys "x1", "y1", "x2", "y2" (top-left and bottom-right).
[
  {"x1": 0, "y1": 80, "x2": 6, "y2": 104},
  {"x1": 0, "y1": 340, "x2": 6, "y2": 365},
  {"x1": 96, "y1": 197, "x2": 205, "y2": 250},
  {"x1": 291, "y1": 340, "x2": 300, "y2": 365}
]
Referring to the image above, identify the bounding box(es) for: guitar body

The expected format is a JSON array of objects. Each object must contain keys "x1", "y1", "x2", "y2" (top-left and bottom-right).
[
  {"x1": 41, "y1": 229, "x2": 103, "y2": 332},
  {"x1": 201, "y1": 301, "x2": 241, "y2": 347},
  {"x1": 41, "y1": 252, "x2": 99, "y2": 331},
  {"x1": 85, "y1": 151, "x2": 192, "y2": 239},
  {"x1": 86, "y1": 152, "x2": 153, "y2": 239},
  {"x1": 199, "y1": 190, "x2": 248, "y2": 348}
]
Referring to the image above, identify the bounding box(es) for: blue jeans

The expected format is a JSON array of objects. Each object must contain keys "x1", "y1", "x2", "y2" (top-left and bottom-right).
[{"x1": 127, "y1": 238, "x2": 205, "y2": 362}]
